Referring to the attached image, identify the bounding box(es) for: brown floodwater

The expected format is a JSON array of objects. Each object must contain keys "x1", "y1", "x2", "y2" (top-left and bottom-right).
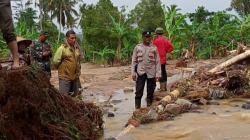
[{"x1": 94, "y1": 71, "x2": 250, "y2": 140}]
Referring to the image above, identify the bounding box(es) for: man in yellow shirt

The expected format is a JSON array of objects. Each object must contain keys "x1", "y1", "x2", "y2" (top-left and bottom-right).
[{"x1": 53, "y1": 30, "x2": 81, "y2": 96}]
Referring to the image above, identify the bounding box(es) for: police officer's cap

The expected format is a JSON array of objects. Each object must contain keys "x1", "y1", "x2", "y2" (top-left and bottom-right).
[
  {"x1": 40, "y1": 31, "x2": 49, "y2": 37},
  {"x1": 142, "y1": 31, "x2": 152, "y2": 37},
  {"x1": 155, "y1": 27, "x2": 164, "y2": 34}
]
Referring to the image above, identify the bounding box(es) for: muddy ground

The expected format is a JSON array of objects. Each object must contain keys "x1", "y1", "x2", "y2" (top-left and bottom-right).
[{"x1": 50, "y1": 59, "x2": 220, "y2": 97}]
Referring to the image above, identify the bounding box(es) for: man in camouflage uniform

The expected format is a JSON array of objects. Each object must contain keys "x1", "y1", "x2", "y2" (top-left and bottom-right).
[
  {"x1": 31, "y1": 32, "x2": 52, "y2": 78},
  {"x1": 131, "y1": 31, "x2": 161, "y2": 109},
  {"x1": 0, "y1": 0, "x2": 20, "y2": 69}
]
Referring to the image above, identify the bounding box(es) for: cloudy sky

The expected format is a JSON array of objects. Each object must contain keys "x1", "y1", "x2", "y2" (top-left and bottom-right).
[
  {"x1": 11, "y1": 0, "x2": 233, "y2": 33},
  {"x1": 84, "y1": 0, "x2": 232, "y2": 13}
]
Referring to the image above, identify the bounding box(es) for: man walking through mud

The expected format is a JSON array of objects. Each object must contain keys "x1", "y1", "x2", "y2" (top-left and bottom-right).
[
  {"x1": 153, "y1": 27, "x2": 174, "y2": 91},
  {"x1": 31, "y1": 32, "x2": 52, "y2": 78},
  {"x1": 53, "y1": 30, "x2": 82, "y2": 96},
  {"x1": 0, "y1": 0, "x2": 21, "y2": 69},
  {"x1": 131, "y1": 31, "x2": 161, "y2": 109}
]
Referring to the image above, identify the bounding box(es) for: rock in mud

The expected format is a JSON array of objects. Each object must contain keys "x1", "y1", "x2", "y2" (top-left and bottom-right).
[
  {"x1": 108, "y1": 112, "x2": 115, "y2": 117},
  {"x1": 103, "y1": 103, "x2": 114, "y2": 108},
  {"x1": 197, "y1": 97, "x2": 208, "y2": 105},
  {"x1": 105, "y1": 137, "x2": 117, "y2": 140},
  {"x1": 208, "y1": 100, "x2": 220, "y2": 105},
  {"x1": 111, "y1": 99, "x2": 122, "y2": 104},
  {"x1": 212, "y1": 112, "x2": 217, "y2": 115},
  {"x1": 123, "y1": 87, "x2": 134, "y2": 93},
  {"x1": 175, "y1": 99, "x2": 192, "y2": 107},
  {"x1": 165, "y1": 104, "x2": 182, "y2": 115},
  {"x1": 242, "y1": 103, "x2": 250, "y2": 110}
]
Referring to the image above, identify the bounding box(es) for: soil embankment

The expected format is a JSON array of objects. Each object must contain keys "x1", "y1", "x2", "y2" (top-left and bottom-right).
[{"x1": 0, "y1": 67, "x2": 103, "y2": 140}]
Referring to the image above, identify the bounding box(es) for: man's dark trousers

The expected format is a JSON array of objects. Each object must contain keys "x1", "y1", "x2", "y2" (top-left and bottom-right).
[
  {"x1": 160, "y1": 64, "x2": 167, "y2": 82},
  {"x1": 135, "y1": 73, "x2": 156, "y2": 109}
]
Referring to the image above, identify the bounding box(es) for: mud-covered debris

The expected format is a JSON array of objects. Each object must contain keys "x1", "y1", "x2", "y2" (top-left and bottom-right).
[
  {"x1": 176, "y1": 59, "x2": 188, "y2": 68},
  {"x1": 209, "y1": 88, "x2": 228, "y2": 99}
]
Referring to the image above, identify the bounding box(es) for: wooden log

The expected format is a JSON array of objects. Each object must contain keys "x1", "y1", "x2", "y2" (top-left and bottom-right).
[
  {"x1": 157, "y1": 89, "x2": 181, "y2": 113},
  {"x1": 115, "y1": 124, "x2": 135, "y2": 140},
  {"x1": 209, "y1": 50, "x2": 250, "y2": 74},
  {"x1": 114, "y1": 89, "x2": 182, "y2": 139}
]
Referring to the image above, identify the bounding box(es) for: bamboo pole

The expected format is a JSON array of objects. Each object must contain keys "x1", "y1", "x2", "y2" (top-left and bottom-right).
[{"x1": 209, "y1": 50, "x2": 250, "y2": 74}]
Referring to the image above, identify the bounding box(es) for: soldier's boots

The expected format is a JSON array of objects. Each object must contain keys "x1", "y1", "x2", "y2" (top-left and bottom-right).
[
  {"x1": 135, "y1": 99, "x2": 141, "y2": 109},
  {"x1": 160, "y1": 82, "x2": 167, "y2": 91}
]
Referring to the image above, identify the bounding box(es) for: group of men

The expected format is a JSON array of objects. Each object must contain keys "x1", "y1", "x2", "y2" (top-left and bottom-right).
[{"x1": 0, "y1": 0, "x2": 173, "y2": 109}]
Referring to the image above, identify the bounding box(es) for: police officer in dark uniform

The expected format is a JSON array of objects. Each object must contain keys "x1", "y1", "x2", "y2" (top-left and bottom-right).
[{"x1": 31, "y1": 32, "x2": 52, "y2": 78}]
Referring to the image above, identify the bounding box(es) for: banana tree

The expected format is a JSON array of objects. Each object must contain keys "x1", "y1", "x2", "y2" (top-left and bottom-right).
[
  {"x1": 109, "y1": 14, "x2": 127, "y2": 61},
  {"x1": 202, "y1": 12, "x2": 239, "y2": 57},
  {"x1": 237, "y1": 15, "x2": 250, "y2": 44},
  {"x1": 93, "y1": 47, "x2": 115, "y2": 64},
  {"x1": 185, "y1": 20, "x2": 206, "y2": 58},
  {"x1": 162, "y1": 5, "x2": 187, "y2": 58},
  {"x1": 162, "y1": 5, "x2": 186, "y2": 41}
]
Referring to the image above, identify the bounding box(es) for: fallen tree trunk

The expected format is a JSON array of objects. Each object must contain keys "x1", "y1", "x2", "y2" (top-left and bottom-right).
[
  {"x1": 114, "y1": 89, "x2": 184, "y2": 140},
  {"x1": 209, "y1": 50, "x2": 250, "y2": 74},
  {"x1": 156, "y1": 89, "x2": 181, "y2": 113}
]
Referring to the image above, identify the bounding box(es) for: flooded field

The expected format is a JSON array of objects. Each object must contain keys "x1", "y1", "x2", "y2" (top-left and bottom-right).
[
  {"x1": 98, "y1": 73, "x2": 250, "y2": 140},
  {"x1": 50, "y1": 61, "x2": 250, "y2": 140},
  {"x1": 102, "y1": 95, "x2": 250, "y2": 140}
]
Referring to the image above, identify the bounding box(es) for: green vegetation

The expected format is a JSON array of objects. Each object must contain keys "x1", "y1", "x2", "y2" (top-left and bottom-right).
[{"x1": 0, "y1": 0, "x2": 250, "y2": 63}]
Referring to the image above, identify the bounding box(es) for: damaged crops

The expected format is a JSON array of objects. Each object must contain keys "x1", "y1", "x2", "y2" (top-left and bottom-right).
[{"x1": 0, "y1": 67, "x2": 103, "y2": 140}]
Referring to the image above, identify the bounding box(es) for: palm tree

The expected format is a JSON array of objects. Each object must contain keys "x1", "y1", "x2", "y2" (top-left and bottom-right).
[
  {"x1": 46, "y1": 0, "x2": 79, "y2": 42},
  {"x1": 231, "y1": 0, "x2": 250, "y2": 18}
]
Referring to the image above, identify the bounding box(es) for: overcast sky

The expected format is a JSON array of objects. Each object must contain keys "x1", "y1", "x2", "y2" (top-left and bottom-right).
[{"x1": 83, "y1": 0, "x2": 232, "y2": 13}]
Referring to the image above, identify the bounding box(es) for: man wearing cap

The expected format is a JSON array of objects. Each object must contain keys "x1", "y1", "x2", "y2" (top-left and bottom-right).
[
  {"x1": 0, "y1": 0, "x2": 21, "y2": 69},
  {"x1": 131, "y1": 31, "x2": 161, "y2": 109},
  {"x1": 30, "y1": 32, "x2": 52, "y2": 78},
  {"x1": 53, "y1": 30, "x2": 82, "y2": 96},
  {"x1": 153, "y1": 27, "x2": 174, "y2": 91}
]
